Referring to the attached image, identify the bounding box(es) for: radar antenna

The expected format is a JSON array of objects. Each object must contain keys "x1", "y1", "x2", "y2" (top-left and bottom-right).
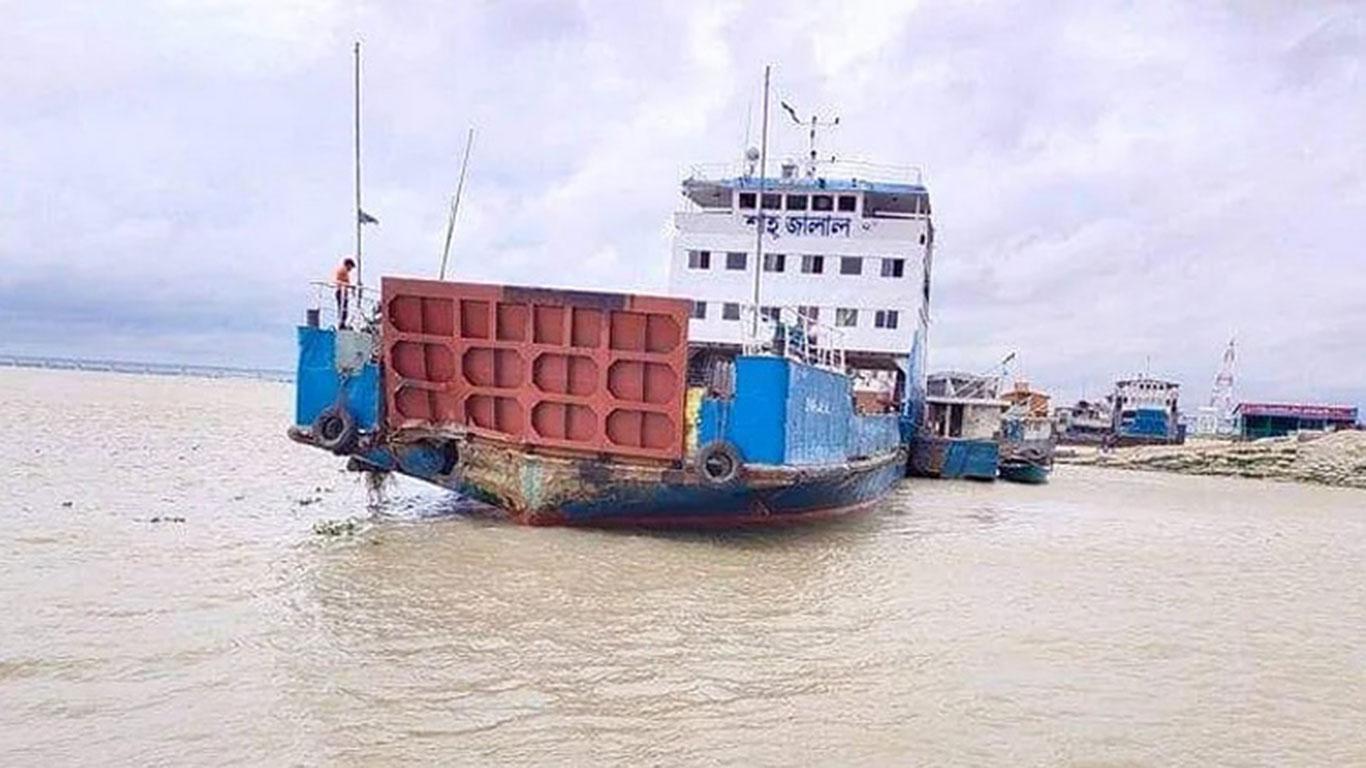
[{"x1": 779, "y1": 100, "x2": 839, "y2": 177}]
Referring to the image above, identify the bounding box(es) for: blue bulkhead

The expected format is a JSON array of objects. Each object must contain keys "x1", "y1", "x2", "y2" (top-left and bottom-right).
[
  {"x1": 1119, "y1": 407, "x2": 1172, "y2": 438},
  {"x1": 698, "y1": 356, "x2": 900, "y2": 466},
  {"x1": 295, "y1": 326, "x2": 380, "y2": 431}
]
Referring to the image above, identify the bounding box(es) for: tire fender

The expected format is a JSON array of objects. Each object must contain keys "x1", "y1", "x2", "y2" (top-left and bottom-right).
[
  {"x1": 312, "y1": 406, "x2": 359, "y2": 455},
  {"x1": 696, "y1": 441, "x2": 743, "y2": 486}
]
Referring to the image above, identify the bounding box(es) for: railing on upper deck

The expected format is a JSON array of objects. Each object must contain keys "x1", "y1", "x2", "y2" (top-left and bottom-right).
[
  {"x1": 306, "y1": 281, "x2": 381, "y2": 332},
  {"x1": 684, "y1": 157, "x2": 924, "y2": 187},
  {"x1": 738, "y1": 305, "x2": 847, "y2": 373}
]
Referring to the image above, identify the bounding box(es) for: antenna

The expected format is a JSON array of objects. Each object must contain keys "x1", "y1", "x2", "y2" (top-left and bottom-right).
[
  {"x1": 438, "y1": 127, "x2": 476, "y2": 280},
  {"x1": 353, "y1": 41, "x2": 363, "y2": 291},
  {"x1": 750, "y1": 65, "x2": 771, "y2": 339},
  {"x1": 780, "y1": 100, "x2": 839, "y2": 177}
]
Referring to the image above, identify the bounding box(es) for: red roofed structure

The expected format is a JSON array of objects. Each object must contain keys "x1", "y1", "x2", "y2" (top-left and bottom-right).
[{"x1": 1233, "y1": 402, "x2": 1359, "y2": 439}]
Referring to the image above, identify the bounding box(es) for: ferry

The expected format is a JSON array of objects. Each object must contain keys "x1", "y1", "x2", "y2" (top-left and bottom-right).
[
  {"x1": 909, "y1": 371, "x2": 1005, "y2": 480},
  {"x1": 287, "y1": 66, "x2": 936, "y2": 527}
]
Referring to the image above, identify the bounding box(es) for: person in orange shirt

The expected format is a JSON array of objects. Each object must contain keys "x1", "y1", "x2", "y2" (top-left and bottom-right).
[{"x1": 333, "y1": 257, "x2": 356, "y2": 328}]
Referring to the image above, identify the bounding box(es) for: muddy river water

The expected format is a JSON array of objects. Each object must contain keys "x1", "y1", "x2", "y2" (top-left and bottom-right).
[{"x1": 2, "y1": 368, "x2": 1363, "y2": 766}]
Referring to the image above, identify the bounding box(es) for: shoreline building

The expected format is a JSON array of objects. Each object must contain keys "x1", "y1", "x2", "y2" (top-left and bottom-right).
[
  {"x1": 1234, "y1": 403, "x2": 1359, "y2": 439},
  {"x1": 1002, "y1": 379, "x2": 1051, "y2": 417}
]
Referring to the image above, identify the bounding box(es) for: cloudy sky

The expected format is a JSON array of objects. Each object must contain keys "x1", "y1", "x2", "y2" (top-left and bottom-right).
[{"x1": 2, "y1": 1, "x2": 1363, "y2": 409}]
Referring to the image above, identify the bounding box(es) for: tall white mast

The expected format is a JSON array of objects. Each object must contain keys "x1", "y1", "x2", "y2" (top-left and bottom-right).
[{"x1": 749, "y1": 65, "x2": 771, "y2": 339}]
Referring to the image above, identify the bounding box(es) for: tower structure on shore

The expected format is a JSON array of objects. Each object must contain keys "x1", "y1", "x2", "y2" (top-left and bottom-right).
[{"x1": 1194, "y1": 338, "x2": 1237, "y2": 435}]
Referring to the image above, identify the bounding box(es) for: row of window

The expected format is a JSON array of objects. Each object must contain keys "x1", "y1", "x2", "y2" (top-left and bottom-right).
[
  {"x1": 737, "y1": 192, "x2": 859, "y2": 213},
  {"x1": 690, "y1": 302, "x2": 900, "y2": 329},
  {"x1": 687, "y1": 250, "x2": 906, "y2": 277}
]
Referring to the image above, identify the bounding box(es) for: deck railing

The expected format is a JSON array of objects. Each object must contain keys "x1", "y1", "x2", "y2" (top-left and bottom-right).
[
  {"x1": 307, "y1": 281, "x2": 380, "y2": 331},
  {"x1": 685, "y1": 158, "x2": 923, "y2": 187},
  {"x1": 739, "y1": 305, "x2": 847, "y2": 373}
]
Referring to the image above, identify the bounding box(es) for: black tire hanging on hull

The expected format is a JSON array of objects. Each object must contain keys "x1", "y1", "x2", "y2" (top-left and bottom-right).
[
  {"x1": 312, "y1": 406, "x2": 359, "y2": 455},
  {"x1": 697, "y1": 441, "x2": 743, "y2": 486}
]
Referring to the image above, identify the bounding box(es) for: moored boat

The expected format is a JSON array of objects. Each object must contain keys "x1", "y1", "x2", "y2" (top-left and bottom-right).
[
  {"x1": 288, "y1": 279, "x2": 906, "y2": 527},
  {"x1": 910, "y1": 371, "x2": 1007, "y2": 480},
  {"x1": 287, "y1": 64, "x2": 936, "y2": 527},
  {"x1": 998, "y1": 383, "x2": 1056, "y2": 484},
  {"x1": 998, "y1": 457, "x2": 1050, "y2": 484}
]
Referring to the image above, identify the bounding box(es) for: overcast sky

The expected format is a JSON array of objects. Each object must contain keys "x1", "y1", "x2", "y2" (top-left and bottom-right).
[{"x1": 2, "y1": 1, "x2": 1363, "y2": 409}]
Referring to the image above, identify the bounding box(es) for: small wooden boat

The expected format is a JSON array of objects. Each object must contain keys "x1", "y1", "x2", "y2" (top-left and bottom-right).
[{"x1": 998, "y1": 457, "x2": 1050, "y2": 484}]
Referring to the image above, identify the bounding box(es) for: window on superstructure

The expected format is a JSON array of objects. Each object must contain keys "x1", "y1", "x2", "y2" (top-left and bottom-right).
[
  {"x1": 864, "y1": 191, "x2": 917, "y2": 218},
  {"x1": 798, "y1": 305, "x2": 820, "y2": 322},
  {"x1": 761, "y1": 193, "x2": 782, "y2": 210},
  {"x1": 687, "y1": 250, "x2": 711, "y2": 269},
  {"x1": 763, "y1": 253, "x2": 785, "y2": 272},
  {"x1": 738, "y1": 192, "x2": 756, "y2": 210},
  {"x1": 722, "y1": 302, "x2": 741, "y2": 320},
  {"x1": 837, "y1": 195, "x2": 857, "y2": 212},
  {"x1": 725, "y1": 252, "x2": 747, "y2": 270},
  {"x1": 800, "y1": 254, "x2": 824, "y2": 274},
  {"x1": 875, "y1": 310, "x2": 899, "y2": 329},
  {"x1": 786, "y1": 194, "x2": 808, "y2": 211},
  {"x1": 691, "y1": 301, "x2": 707, "y2": 320},
  {"x1": 812, "y1": 194, "x2": 834, "y2": 212},
  {"x1": 836, "y1": 308, "x2": 858, "y2": 327},
  {"x1": 880, "y1": 258, "x2": 905, "y2": 278},
  {"x1": 761, "y1": 306, "x2": 780, "y2": 322},
  {"x1": 840, "y1": 257, "x2": 862, "y2": 275}
]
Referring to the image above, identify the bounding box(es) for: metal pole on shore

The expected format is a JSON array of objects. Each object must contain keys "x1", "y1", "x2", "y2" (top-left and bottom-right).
[{"x1": 750, "y1": 65, "x2": 771, "y2": 339}]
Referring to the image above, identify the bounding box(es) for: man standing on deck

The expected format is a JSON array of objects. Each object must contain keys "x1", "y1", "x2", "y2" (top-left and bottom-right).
[{"x1": 333, "y1": 257, "x2": 356, "y2": 328}]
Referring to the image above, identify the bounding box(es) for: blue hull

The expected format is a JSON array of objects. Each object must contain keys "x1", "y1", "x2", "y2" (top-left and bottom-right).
[
  {"x1": 330, "y1": 434, "x2": 905, "y2": 529},
  {"x1": 908, "y1": 437, "x2": 999, "y2": 480},
  {"x1": 554, "y1": 455, "x2": 905, "y2": 528}
]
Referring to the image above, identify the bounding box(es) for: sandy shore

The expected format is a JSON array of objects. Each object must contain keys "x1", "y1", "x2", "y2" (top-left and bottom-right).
[{"x1": 1058, "y1": 430, "x2": 1366, "y2": 490}]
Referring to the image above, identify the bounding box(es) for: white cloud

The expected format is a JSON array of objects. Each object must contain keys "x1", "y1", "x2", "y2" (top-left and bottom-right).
[{"x1": 0, "y1": 0, "x2": 1362, "y2": 410}]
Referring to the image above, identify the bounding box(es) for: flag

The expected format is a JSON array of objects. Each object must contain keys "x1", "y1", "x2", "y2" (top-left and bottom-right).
[{"x1": 358, "y1": 209, "x2": 379, "y2": 225}]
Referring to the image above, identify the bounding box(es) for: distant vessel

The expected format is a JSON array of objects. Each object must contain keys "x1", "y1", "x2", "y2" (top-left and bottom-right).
[
  {"x1": 998, "y1": 380, "x2": 1056, "y2": 483},
  {"x1": 910, "y1": 371, "x2": 1005, "y2": 480},
  {"x1": 1111, "y1": 376, "x2": 1183, "y2": 445}
]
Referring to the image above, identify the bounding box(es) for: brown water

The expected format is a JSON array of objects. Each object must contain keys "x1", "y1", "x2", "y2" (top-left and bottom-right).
[{"x1": 2, "y1": 367, "x2": 1363, "y2": 766}]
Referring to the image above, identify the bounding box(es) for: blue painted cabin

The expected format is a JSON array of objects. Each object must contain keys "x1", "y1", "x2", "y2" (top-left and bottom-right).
[{"x1": 697, "y1": 356, "x2": 901, "y2": 466}]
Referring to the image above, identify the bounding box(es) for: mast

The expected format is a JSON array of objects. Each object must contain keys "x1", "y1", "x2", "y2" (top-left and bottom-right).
[
  {"x1": 439, "y1": 127, "x2": 475, "y2": 280},
  {"x1": 750, "y1": 65, "x2": 771, "y2": 339},
  {"x1": 353, "y1": 41, "x2": 364, "y2": 291}
]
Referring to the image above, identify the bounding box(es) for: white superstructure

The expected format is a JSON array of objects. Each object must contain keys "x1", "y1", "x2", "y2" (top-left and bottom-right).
[{"x1": 666, "y1": 158, "x2": 933, "y2": 369}]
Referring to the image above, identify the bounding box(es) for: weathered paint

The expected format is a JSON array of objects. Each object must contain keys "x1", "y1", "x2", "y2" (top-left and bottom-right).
[
  {"x1": 698, "y1": 356, "x2": 901, "y2": 465},
  {"x1": 290, "y1": 425, "x2": 905, "y2": 528},
  {"x1": 380, "y1": 277, "x2": 691, "y2": 462},
  {"x1": 785, "y1": 361, "x2": 855, "y2": 465},
  {"x1": 850, "y1": 414, "x2": 900, "y2": 458},
  {"x1": 908, "y1": 437, "x2": 999, "y2": 480},
  {"x1": 295, "y1": 326, "x2": 379, "y2": 430}
]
